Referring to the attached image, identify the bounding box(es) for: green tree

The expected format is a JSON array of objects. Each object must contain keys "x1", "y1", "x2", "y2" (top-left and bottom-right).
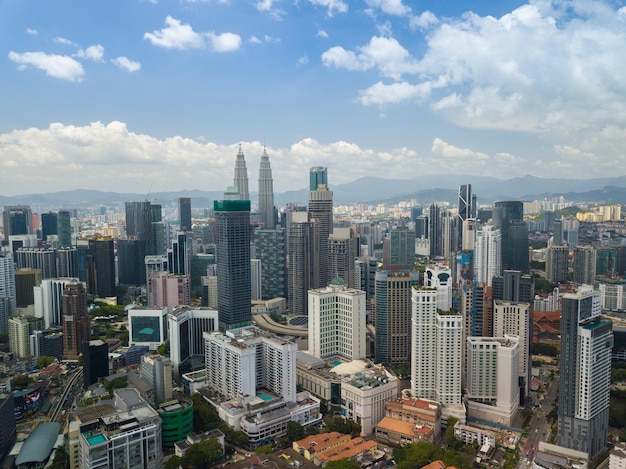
[
  {"x1": 0, "y1": 333, "x2": 9, "y2": 344},
  {"x1": 37, "y1": 356, "x2": 55, "y2": 369},
  {"x1": 286, "y1": 421, "x2": 305, "y2": 442},
  {"x1": 48, "y1": 447, "x2": 69, "y2": 469},
  {"x1": 103, "y1": 376, "x2": 128, "y2": 394},
  {"x1": 325, "y1": 459, "x2": 361, "y2": 469},
  {"x1": 325, "y1": 417, "x2": 361, "y2": 437},
  {"x1": 182, "y1": 439, "x2": 223, "y2": 469},
  {"x1": 165, "y1": 455, "x2": 183, "y2": 469},
  {"x1": 444, "y1": 417, "x2": 461, "y2": 449},
  {"x1": 157, "y1": 341, "x2": 170, "y2": 357},
  {"x1": 11, "y1": 374, "x2": 33, "y2": 390}
]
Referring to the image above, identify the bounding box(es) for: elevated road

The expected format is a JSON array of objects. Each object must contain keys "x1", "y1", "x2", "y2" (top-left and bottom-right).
[{"x1": 253, "y1": 314, "x2": 309, "y2": 337}]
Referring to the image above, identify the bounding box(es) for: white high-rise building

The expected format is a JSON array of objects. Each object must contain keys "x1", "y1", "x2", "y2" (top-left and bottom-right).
[
  {"x1": 424, "y1": 266, "x2": 452, "y2": 311},
  {"x1": 493, "y1": 300, "x2": 531, "y2": 396},
  {"x1": 128, "y1": 307, "x2": 168, "y2": 351},
  {"x1": 8, "y1": 316, "x2": 30, "y2": 358},
  {"x1": 308, "y1": 280, "x2": 366, "y2": 362},
  {"x1": 251, "y1": 259, "x2": 262, "y2": 301},
  {"x1": 466, "y1": 335, "x2": 520, "y2": 426},
  {"x1": 204, "y1": 326, "x2": 297, "y2": 403},
  {"x1": 0, "y1": 251, "x2": 16, "y2": 334},
  {"x1": 168, "y1": 306, "x2": 219, "y2": 375},
  {"x1": 34, "y1": 277, "x2": 79, "y2": 329},
  {"x1": 411, "y1": 287, "x2": 463, "y2": 407},
  {"x1": 474, "y1": 225, "x2": 501, "y2": 286}
]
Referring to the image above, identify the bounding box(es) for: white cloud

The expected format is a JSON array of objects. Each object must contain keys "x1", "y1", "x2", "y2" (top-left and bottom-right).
[
  {"x1": 26, "y1": 28, "x2": 38, "y2": 36},
  {"x1": 409, "y1": 11, "x2": 438, "y2": 29},
  {"x1": 145, "y1": 16, "x2": 241, "y2": 52},
  {"x1": 316, "y1": 29, "x2": 328, "y2": 38},
  {"x1": 8, "y1": 51, "x2": 84, "y2": 82},
  {"x1": 144, "y1": 16, "x2": 205, "y2": 49},
  {"x1": 76, "y1": 44, "x2": 105, "y2": 62},
  {"x1": 358, "y1": 81, "x2": 431, "y2": 105},
  {"x1": 365, "y1": 0, "x2": 410, "y2": 16},
  {"x1": 249, "y1": 36, "x2": 262, "y2": 44},
  {"x1": 431, "y1": 137, "x2": 488, "y2": 160},
  {"x1": 308, "y1": 0, "x2": 348, "y2": 17},
  {"x1": 297, "y1": 56, "x2": 309, "y2": 65},
  {"x1": 111, "y1": 56, "x2": 141, "y2": 72},
  {"x1": 255, "y1": 0, "x2": 285, "y2": 19},
  {"x1": 322, "y1": 36, "x2": 418, "y2": 80},
  {"x1": 54, "y1": 36, "x2": 76, "y2": 46},
  {"x1": 264, "y1": 35, "x2": 281, "y2": 43}
]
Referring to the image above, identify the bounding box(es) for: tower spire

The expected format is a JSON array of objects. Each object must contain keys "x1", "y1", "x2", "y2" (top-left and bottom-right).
[
  {"x1": 233, "y1": 144, "x2": 249, "y2": 201},
  {"x1": 258, "y1": 146, "x2": 275, "y2": 229}
]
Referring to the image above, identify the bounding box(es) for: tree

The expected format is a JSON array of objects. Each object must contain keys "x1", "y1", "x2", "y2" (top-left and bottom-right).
[
  {"x1": 182, "y1": 439, "x2": 223, "y2": 469},
  {"x1": 325, "y1": 460, "x2": 361, "y2": 469},
  {"x1": 37, "y1": 356, "x2": 55, "y2": 369},
  {"x1": 48, "y1": 447, "x2": 69, "y2": 469},
  {"x1": 11, "y1": 374, "x2": 33, "y2": 390},
  {"x1": 286, "y1": 421, "x2": 305, "y2": 442},
  {"x1": 0, "y1": 333, "x2": 9, "y2": 344},
  {"x1": 165, "y1": 455, "x2": 183, "y2": 469},
  {"x1": 157, "y1": 340, "x2": 170, "y2": 357},
  {"x1": 103, "y1": 376, "x2": 128, "y2": 394},
  {"x1": 444, "y1": 417, "x2": 461, "y2": 449}
]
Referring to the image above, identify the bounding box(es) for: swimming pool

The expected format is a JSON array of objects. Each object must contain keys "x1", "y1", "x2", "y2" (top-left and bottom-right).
[
  {"x1": 256, "y1": 392, "x2": 273, "y2": 401},
  {"x1": 86, "y1": 434, "x2": 107, "y2": 445}
]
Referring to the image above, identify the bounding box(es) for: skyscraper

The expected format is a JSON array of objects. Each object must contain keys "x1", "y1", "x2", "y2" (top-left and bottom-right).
[
  {"x1": 287, "y1": 212, "x2": 319, "y2": 315},
  {"x1": 168, "y1": 231, "x2": 191, "y2": 276},
  {"x1": 57, "y1": 247, "x2": 78, "y2": 278},
  {"x1": 493, "y1": 201, "x2": 529, "y2": 273},
  {"x1": 0, "y1": 252, "x2": 16, "y2": 334},
  {"x1": 253, "y1": 227, "x2": 286, "y2": 300},
  {"x1": 546, "y1": 244, "x2": 569, "y2": 283},
  {"x1": 118, "y1": 239, "x2": 146, "y2": 286},
  {"x1": 428, "y1": 204, "x2": 443, "y2": 257},
  {"x1": 457, "y1": 184, "x2": 476, "y2": 250},
  {"x1": 492, "y1": 270, "x2": 534, "y2": 303},
  {"x1": 2, "y1": 205, "x2": 32, "y2": 242},
  {"x1": 125, "y1": 201, "x2": 162, "y2": 257},
  {"x1": 86, "y1": 237, "x2": 116, "y2": 298},
  {"x1": 308, "y1": 166, "x2": 333, "y2": 288},
  {"x1": 233, "y1": 145, "x2": 249, "y2": 201},
  {"x1": 375, "y1": 270, "x2": 419, "y2": 366},
  {"x1": 57, "y1": 210, "x2": 72, "y2": 247},
  {"x1": 40, "y1": 212, "x2": 58, "y2": 243},
  {"x1": 62, "y1": 281, "x2": 90, "y2": 360},
  {"x1": 258, "y1": 148, "x2": 275, "y2": 229},
  {"x1": 474, "y1": 225, "x2": 501, "y2": 286},
  {"x1": 558, "y1": 287, "x2": 612, "y2": 459},
  {"x1": 82, "y1": 339, "x2": 109, "y2": 389},
  {"x1": 15, "y1": 247, "x2": 57, "y2": 279},
  {"x1": 214, "y1": 199, "x2": 251, "y2": 330},
  {"x1": 178, "y1": 197, "x2": 192, "y2": 231},
  {"x1": 573, "y1": 245, "x2": 596, "y2": 285},
  {"x1": 384, "y1": 225, "x2": 415, "y2": 271},
  {"x1": 327, "y1": 227, "x2": 360, "y2": 288}
]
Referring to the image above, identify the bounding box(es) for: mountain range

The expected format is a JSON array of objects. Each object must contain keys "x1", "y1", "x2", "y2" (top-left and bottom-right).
[{"x1": 2, "y1": 175, "x2": 626, "y2": 209}]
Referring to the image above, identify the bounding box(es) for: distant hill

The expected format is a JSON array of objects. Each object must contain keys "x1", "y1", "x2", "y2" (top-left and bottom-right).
[{"x1": 2, "y1": 175, "x2": 626, "y2": 208}]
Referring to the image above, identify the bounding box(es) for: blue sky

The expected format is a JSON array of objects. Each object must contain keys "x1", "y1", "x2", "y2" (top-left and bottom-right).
[{"x1": 2, "y1": 0, "x2": 626, "y2": 196}]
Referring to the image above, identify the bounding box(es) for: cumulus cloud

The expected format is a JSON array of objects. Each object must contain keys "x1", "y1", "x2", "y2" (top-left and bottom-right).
[
  {"x1": 365, "y1": 0, "x2": 411, "y2": 16},
  {"x1": 255, "y1": 0, "x2": 285, "y2": 18},
  {"x1": 8, "y1": 51, "x2": 84, "y2": 82},
  {"x1": 54, "y1": 36, "x2": 76, "y2": 46},
  {"x1": 26, "y1": 28, "x2": 38, "y2": 36},
  {"x1": 431, "y1": 138, "x2": 488, "y2": 160},
  {"x1": 322, "y1": 36, "x2": 418, "y2": 80},
  {"x1": 111, "y1": 56, "x2": 141, "y2": 72},
  {"x1": 316, "y1": 29, "x2": 328, "y2": 38},
  {"x1": 308, "y1": 0, "x2": 348, "y2": 17},
  {"x1": 76, "y1": 44, "x2": 105, "y2": 62},
  {"x1": 409, "y1": 11, "x2": 438, "y2": 29},
  {"x1": 144, "y1": 16, "x2": 241, "y2": 52},
  {"x1": 249, "y1": 36, "x2": 262, "y2": 44},
  {"x1": 297, "y1": 56, "x2": 309, "y2": 65}
]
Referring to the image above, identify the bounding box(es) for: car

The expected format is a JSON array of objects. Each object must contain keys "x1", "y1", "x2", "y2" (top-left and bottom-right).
[{"x1": 245, "y1": 454, "x2": 251, "y2": 457}]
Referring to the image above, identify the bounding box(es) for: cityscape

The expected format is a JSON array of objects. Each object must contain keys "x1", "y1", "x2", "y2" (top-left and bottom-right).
[
  {"x1": 3, "y1": 1, "x2": 626, "y2": 469},
  {"x1": 0, "y1": 148, "x2": 626, "y2": 469}
]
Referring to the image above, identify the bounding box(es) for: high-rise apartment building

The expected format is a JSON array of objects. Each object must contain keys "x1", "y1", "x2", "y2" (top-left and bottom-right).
[
  {"x1": 474, "y1": 225, "x2": 501, "y2": 286},
  {"x1": 558, "y1": 287, "x2": 612, "y2": 459},
  {"x1": 546, "y1": 244, "x2": 569, "y2": 283},
  {"x1": 233, "y1": 145, "x2": 249, "y2": 201},
  {"x1": 168, "y1": 306, "x2": 219, "y2": 375},
  {"x1": 0, "y1": 252, "x2": 17, "y2": 335},
  {"x1": 215, "y1": 199, "x2": 251, "y2": 330},
  {"x1": 8, "y1": 316, "x2": 30, "y2": 358},
  {"x1": 493, "y1": 201, "x2": 528, "y2": 273},
  {"x1": 258, "y1": 148, "x2": 275, "y2": 229},
  {"x1": 573, "y1": 245, "x2": 596, "y2": 285},
  {"x1": 411, "y1": 287, "x2": 463, "y2": 407},
  {"x1": 287, "y1": 212, "x2": 319, "y2": 315},
  {"x1": 61, "y1": 281, "x2": 90, "y2": 360},
  {"x1": 375, "y1": 270, "x2": 419, "y2": 366},
  {"x1": 308, "y1": 280, "x2": 366, "y2": 362},
  {"x1": 308, "y1": 166, "x2": 333, "y2": 288},
  {"x1": 57, "y1": 247, "x2": 78, "y2": 278},
  {"x1": 178, "y1": 197, "x2": 192, "y2": 231},
  {"x1": 328, "y1": 227, "x2": 360, "y2": 288},
  {"x1": 15, "y1": 247, "x2": 57, "y2": 279},
  {"x1": 253, "y1": 228, "x2": 286, "y2": 300}
]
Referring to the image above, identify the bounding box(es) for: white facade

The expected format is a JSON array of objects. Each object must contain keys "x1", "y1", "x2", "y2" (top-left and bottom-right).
[
  {"x1": 493, "y1": 300, "x2": 531, "y2": 395},
  {"x1": 599, "y1": 283, "x2": 626, "y2": 312},
  {"x1": 34, "y1": 277, "x2": 79, "y2": 328},
  {"x1": 168, "y1": 306, "x2": 219, "y2": 375},
  {"x1": 8, "y1": 316, "x2": 30, "y2": 358},
  {"x1": 473, "y1": 225, "x2": 501, "y2": 286},
  {"x1": 340, "y1": 365, "x2": 398, "y2": 436},
  {"x1": 411, "y1": 287, "x2": 463, "y2": 406},
  {"x1": 424, "y1": 266, "x2": 452, "y2": 311},
  {"x1": 128, "y1": 307, "x2": 168, "y2": 351},
  {"x1": 0, "y1": 252, "x2": 16, "y2": 334},
  {"x1": 251, "y1": 259, "x2": 262, "y2": 301},
  {"x1": 204, "y1": 326, "x2": 297, "y2": 403},
  {"x1": 308, "y1": 281, "x2": 366, "y2": 361}
]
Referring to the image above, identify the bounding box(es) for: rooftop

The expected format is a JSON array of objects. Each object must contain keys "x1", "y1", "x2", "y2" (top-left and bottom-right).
[{"x1": 15, "y1": 422, "x2": 61, "y2": 466}]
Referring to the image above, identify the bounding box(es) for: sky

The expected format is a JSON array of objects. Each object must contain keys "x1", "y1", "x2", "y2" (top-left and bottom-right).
[{"x1": 2, "y1": 0, "x2": 626, "y2": 196}]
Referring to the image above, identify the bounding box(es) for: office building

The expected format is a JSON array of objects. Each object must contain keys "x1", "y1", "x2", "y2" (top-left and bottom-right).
[
  {"x1": 14, "y1": 268, "x2": 40, "y2": 308},
  {"x1": 493, "y1": 300, "x2": 531, "y2": 397},
  {"x1": 558, "y1": 287, "x2": 612, "y2": 459},
  {"x1": 308, "y1": 279, "x2": 366, "y2": 362},
  {"x1": 355, "y1": 256, "x2": 378, "y2": 300},
  {"x1": 573, "y1": 245, "x2": 596, "y2": 286},
  {"x1": 86, "y1": 237, "x2": 116, "y2": 298},
  {"x1": 158, "y1": 398, "x2": 194, "y2": 448},
  {"x1": 41, "y1": 212, "x2": 58, "y2": 243},
  {"x1": 258, "y1": 147, "x2": 275, "y2": 229},
  {"x1": 57, "y1": 247, "x2": 78, "y2": 278},
  {"x1": 466, "y1": 335, "x2": 520, "y2": 426},
  {"x1": 118, "y1": 239, "x2": 146, "y2": 286},
  {"x1": 233, "y1": 145, "x2": 249, "y2": 201},
  {"x1": 493, "y1": 201, "x2": 528, "y2": 273},
  {"x1": 384, "y1": 225, "x2": 415, "y2": 271},
  {"x1": 82, "y1": 339, "x2": 109, "y2": 389},
  {"x1": 474, "y1": 225, "x2": 501, "y2": 286},
  {"x1": 328, "y1": 227, "x2": 360, "y2": 288},
  {"x1": 546, "y1": 244, "x2": 569, "y2": 283},
  {"x1": 460, "y1": 280, "x2": 492, "y2": 339},
  {"x1": 308, "y1": 166, "x2": 333, "y2": 288},
  {"x1": 62, "y1": 281, "x2": 90, "y2": 360},
  {"x1": 15, "y1": 247, "x2": 57, "y2": 279},
  {"x1": 8, "y1": 316, "x2": 31, "y2": 358},
  {"x1": 128, "y1": 307, "x2": 168, "y2": 351},
  {"x1": 125, "y1": 201, "x2": 162, "y2": 257},
  {"x1": 147, "y1": 270, "x2": 190, "y2": 311},
  {"x1": 77, "y1": 388, "x2": 162, "y2": 469},
  {"x1": 215, "y1": 199, "x2": 251, "y2": 330},
  {"x1": 428, "y1": 204, "x2": 442, "y2": 257},
  {"x1": 57, "y1": 210, "x2": 72, "y2": 247},
  {"x1": 178, "y1": 197, "x2": 192, "y2": 231},
  {"x1": 202, "y1": 275, "x2": 218, "y2": 309},
  {"x1": 0, "y1": 252, "x2": 16, "y2": 335},
  {"x1": 141, "y1": 353, "x2": 173, "y2": 404},
  {"x1": 34, "y1": 277, "x2": 77, "y2": 328},
  {"x1": 2, "y1": 205, "x2": 32, "y2": 242},
  {"x1": 253, "y1": 227, "x2": 286, "y2": 300},
  {"x1": 167, "y1": 231, "x2": 191, "y2": 276},
  {"x1": 492, "y1": 270, "x2": 534, "y2": 303},
  {"x1": 287, "y1": 212, "x2": 319, "y2": 315},
  {"x1": 411, "y1": 287, "x2": 463, "y2": 407},
  {"x1": 458, "y1": 184, "x2": 476, "y2": 250},
  {"x1": 375, "y1": 270, "x2": 419, "y2": 366},
  {"x1": 168, "y1": 306, "x2": 219, "y2": 375}
]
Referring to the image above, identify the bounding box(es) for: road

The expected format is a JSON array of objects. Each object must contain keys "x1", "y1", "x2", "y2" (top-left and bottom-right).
[{"x1": 50, "y1": 367, "x2": 83, "y2": 423}]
